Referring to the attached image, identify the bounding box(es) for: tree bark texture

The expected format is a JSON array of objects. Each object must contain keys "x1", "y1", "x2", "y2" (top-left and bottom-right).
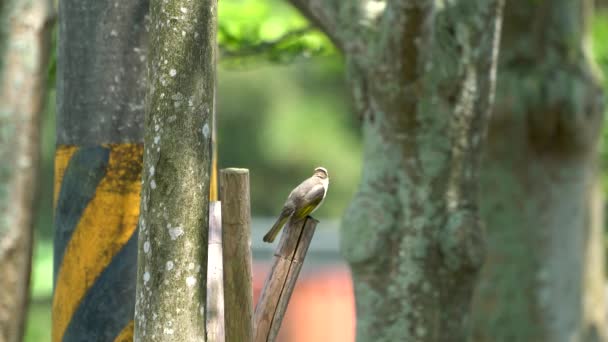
[
  {"x1": 133, "y1": 0, "x2": 216, "y2": 340},
  {"x1": 288, "y1": 1, "x2": 504, "y2": 340},
  {"x1": 53, "y1": 0, "x2": 148, "y2": 340},
  {"x1": 56, "y1": 1, "x2": 148, "y2": 144},
  {"x1": 0, "y1": 0, "x2": 53, "y2": 341},
  {"x1": 471, "y1": 1, "x2": 607, "y2": 341}
]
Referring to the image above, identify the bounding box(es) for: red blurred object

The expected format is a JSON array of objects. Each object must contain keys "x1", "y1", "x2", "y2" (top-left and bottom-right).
[{"x1": 253, "y1": 264, "x2": 356, "y2": 342}]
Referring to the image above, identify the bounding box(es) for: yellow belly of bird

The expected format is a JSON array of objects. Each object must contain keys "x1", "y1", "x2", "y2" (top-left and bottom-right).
[{"x1": 294, "y1": 203, "x2": 318, "y2": 220}]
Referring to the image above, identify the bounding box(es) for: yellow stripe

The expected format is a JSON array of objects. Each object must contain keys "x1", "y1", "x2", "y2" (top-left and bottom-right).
[
  {"x1": 52, "y1": 144, "x2": 142, "y2": 342},
  {"x1": 113, "y1": 320, "x2": 134, "y2": 342},
  {"x1": 210, "y1": 144, "x2": 218, "y2": 201},
  {"x1": 53, "y1": 145, "x2": 79, "y2": 209},
  {"x1": 209, "y1": 137, "x2": 218, "y2": 201}
]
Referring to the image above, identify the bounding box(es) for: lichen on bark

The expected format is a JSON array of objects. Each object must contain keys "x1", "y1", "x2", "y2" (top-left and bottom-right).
[
  {"x1": 133, "y1": 0, "x2": 216, "y2": 340},
  {"x1": 470, "y1": 1, "x2": 606, "y2": 341},
  {"x1": 289, "y1": 0, "x2": 504, "y2": 340}
]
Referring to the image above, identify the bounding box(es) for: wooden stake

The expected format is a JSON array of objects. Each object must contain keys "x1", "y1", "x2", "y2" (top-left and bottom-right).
[
  {"x1": 253, "y1": 217, "x2": 318, "y2": 342},
  {"x1": 206, "y1": 201, "x2": 225, "y2": 341},
  {"x1": 220, "y1": 168, "x2": 254, "y2": 342}
]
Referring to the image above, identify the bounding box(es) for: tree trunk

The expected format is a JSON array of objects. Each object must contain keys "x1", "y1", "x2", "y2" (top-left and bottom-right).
[
  {"x1": 133, "y1": 0, "x2": 216, "y2": 340},
  {"x1": 471, "y1": 1, "x2": 607, "y2": 341},
  {"x1": 0, "y1": 0, "x2": 53, "y2": 341},
  {"x1": 288, "y1": 0, "x2": 504, "y2": 340},
  {"x1": 53, "y1": 0, "x2": 148, "y2": 340}
]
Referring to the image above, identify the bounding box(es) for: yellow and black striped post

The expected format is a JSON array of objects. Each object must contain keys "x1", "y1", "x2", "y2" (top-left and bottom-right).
[
  {"x1": 53, "y1": 145, "x2": 142, "y2": 342},
  {"x1": 52, "y1": 0, "x2": 148, "y2": 340}
]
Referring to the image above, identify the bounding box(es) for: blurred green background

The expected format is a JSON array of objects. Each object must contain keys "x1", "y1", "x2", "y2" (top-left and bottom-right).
[{"x1": 23, "y1": 1, "x2": 608, "y2": 341}]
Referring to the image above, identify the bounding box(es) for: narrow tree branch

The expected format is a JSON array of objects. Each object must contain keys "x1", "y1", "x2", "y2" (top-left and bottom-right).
[{"x1": 287, "y1": 0, "x2": 344, "y2": 51}]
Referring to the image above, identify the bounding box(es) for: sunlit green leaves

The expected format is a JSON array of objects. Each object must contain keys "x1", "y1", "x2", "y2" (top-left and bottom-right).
[
  {"x1": 592, "y1": 10, "x2": 608, "y2": 192},
  {"x1": 592, "y1": 11, "x2": 608, "y2": 77},
  {"x1": 592, "y1": 10, "x2": 608, "y2": 95},
  {"x1": 218, "y1": 0, "x2": 335, "y2": 66}
]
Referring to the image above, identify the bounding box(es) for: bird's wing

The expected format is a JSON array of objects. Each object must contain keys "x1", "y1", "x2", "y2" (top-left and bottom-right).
[
  {"x1": 303, "y1": 183, "x2": 326, "y2": 205},
  {"x1": 287, "y1": 177, "x2": 315, "y2": 202},
  {"x1": 291, "y1": 183, "x2": 326, "y2": 220}
]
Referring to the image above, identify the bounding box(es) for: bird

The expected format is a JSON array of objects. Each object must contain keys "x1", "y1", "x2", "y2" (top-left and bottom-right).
[{"x1": 263, "y1": 167, "x2": 329, "y2": 243}]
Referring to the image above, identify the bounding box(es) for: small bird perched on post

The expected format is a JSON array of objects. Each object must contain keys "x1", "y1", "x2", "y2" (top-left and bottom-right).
[{"x1": 263, "y1": 167, "x2": 329, "y2": 243}]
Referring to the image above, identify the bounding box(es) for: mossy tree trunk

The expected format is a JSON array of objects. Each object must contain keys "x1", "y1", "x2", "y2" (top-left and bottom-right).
[
  {"x1": 471, "y1": 1, "x2": 607, "y2": 341},
  {"x1": 133, "y1": 0, "x2": 216, "y2": 340},
  {"x1": 0, "y1": 0, "x2": 53, "y2": 341},
  {"x1": 289, "y1": 1, "x2": 504, "y2": 340}
]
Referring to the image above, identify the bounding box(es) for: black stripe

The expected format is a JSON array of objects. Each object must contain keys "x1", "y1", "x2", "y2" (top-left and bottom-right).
[
  {"x1": 53, "y1": 146, "x2": 110, "y2": 287},
  {"x1": 62, "y1": 231, "x2": 137, "y2": 342}
]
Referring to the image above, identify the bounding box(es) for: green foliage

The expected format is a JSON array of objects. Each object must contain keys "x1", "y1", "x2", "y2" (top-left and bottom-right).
[
  {"x1": 43, "y1": 1, "x2": 337, "y2": 84},
  {"x1": 593, "y1": 11, "x2": 608, "y2": 191},
  {"x1": 219, "y1": 0, "x2": 335, "y2": 65},
  {"x1": 24, "y1": 239, "x2": 52, "y2": 342},
  {"x1": 24, "y1": 299, "x2": 51, "y2": 342},
  {"x1": 46, "y1": 25, "x2": 57, "y2": 88},
  {"x1": 592, "y1": 10, "x2": 608, "y2": 271},
  {"x1": 30, "y1": 238, "x2": 53, "y2": 298},
  {"x1": 592, "y1": 12, "x2": 608, "y2": 75}
]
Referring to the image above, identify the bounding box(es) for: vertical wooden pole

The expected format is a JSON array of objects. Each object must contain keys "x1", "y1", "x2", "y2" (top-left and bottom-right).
[
  {"x1": 253, "y1": 217, "x2": 318, "y2": 342},
  {"x1": 207, "y1": 201, "x2": 225, "y2": 341},
  {"x1": 219, "y1": 168, "x2": 254, "y2": 341}
]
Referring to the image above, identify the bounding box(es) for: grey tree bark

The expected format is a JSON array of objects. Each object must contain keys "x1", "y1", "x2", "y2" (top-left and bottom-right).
[
  {"x1": 56, "y1": 0, "x2": 148, "y2": 144},
  {"x1": 288, "y1": 1, "x2": 504, "y2": 340},
  {"x1": 0, "y1": 0, "x2": 53, "y2": 341},
  {"x1": 133, "y1": 0, "x2": 216, "y2": 340},
  {"x1": 471, "y1": 1, "x2": 607, "y2": 341}
]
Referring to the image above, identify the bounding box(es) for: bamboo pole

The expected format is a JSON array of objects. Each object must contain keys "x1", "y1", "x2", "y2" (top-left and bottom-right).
[
  {"x1": 253, "y1": 217, "x2": 318, "y2": 342},
  {"x1": 206, "y1": 201, "x2": 225, "y2": 341},
  {"x1": 219, "y1": 168, "x2": 254, "y2": 341}
]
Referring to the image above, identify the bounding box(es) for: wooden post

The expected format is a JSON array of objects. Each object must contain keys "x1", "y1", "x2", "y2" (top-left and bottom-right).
[
  {"x1": 206, "y1": 201, "x2": 225, "y2": 341},
  {"x1": 253, "y1": 217, "x2": 318, "y2": 342},
  {"x1": 219, "y1": 168, "x2": 254, "y2": 341}
]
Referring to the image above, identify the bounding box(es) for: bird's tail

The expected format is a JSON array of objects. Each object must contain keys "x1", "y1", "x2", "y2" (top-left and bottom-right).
[{"x1": 263, "y1": 209, "x2": 292, "y2": 243}]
